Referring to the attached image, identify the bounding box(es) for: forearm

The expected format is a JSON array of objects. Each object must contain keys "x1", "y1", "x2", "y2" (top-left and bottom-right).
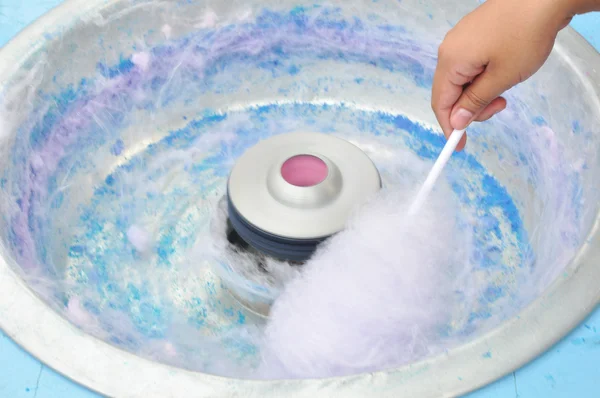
[{"x1": 564, "y1": 0, "x2": 600, "y2": 15}]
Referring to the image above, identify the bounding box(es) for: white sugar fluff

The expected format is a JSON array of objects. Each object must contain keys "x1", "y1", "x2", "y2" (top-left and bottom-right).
[
  {"x1": 127, "y1": 224, "x2": 153, "y2": 253},
  {"x1": 259, "y1": 184, "x2": 478, "y2": 378}
]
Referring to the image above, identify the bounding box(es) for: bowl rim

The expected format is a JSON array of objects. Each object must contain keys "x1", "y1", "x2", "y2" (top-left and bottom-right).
[{"x1": 1, "y1": 1, "x2": 600, "y2": 397}]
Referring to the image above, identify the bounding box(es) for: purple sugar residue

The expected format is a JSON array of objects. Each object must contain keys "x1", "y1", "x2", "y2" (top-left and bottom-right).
[{"x1": 6, "y1": 10, "x2": 437, "y2": 272}]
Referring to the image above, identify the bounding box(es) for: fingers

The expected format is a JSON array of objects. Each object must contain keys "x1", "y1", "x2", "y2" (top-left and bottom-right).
[
  {"x1": 450, "y1": 68, "x2": 515, "y2": 130},
  {"x1": 474, "y1": 97, "x2": 507, "y2": 122},
  {"x1": 431, "y1": 67, "x2": 464, "y2": 139},
  {"x1": 448, "y1": 98, "x2": 505, "y2": 152},
  {"x1": 430, "y1": 0, "x2": 563, "y2": 151},
  {"x1": 432, "y1": 56, "x2": 484, "y2": 140},
  {"x1": 454, "y1": 128, "x2": 468, "y2": 152},
  {"x1": 431, "y1": 66, "x2": 473, "y2": 152}
]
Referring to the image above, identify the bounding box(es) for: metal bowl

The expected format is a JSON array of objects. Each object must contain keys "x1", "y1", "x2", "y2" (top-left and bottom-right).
[{"x1": 0, "y1": 0, "x2": 599, "y2": 397}]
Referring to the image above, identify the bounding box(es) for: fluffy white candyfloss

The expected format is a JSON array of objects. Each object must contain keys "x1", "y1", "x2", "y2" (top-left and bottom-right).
[{"x1": 259, "y1": 185, "x2": 477, "y2": 378}]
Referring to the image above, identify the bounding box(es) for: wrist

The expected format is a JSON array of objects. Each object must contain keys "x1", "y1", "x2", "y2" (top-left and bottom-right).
[
  {"x1": 561, "y1": 0, "x2": 600, "y2": 15},
  {"x1": 535, "y1": 0, "x2": 593, "y2": 31}
]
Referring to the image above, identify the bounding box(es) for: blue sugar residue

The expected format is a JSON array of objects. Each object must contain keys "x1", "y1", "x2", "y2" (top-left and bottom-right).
[
  {"x1": 224, "y1": 307, "x2": 235, "y2": 317},
  {"x1": 288, "y1": 64, "x2": 300, "y2": 75},
  {"x1": 97, "y1": 58, "x2": 135, "y2": 79},
  {"x1": 68, "y1": 245, "x2": 85, "y2": 258},
  {"x1": 64, "y1": 102, "x2": 532, "y2": 342},
  {"x1": 111, "y1": 139, "x2": 125, "y2": 155},
  {"x1": 532, "y1": 116, "x2": 546, "y2": 126},
  {"x1": 483, "y1": 286, "x2": 505, "y2": 303},
  {"x1": 28, "y1": 85, "x2": 82, "y2": 149}
]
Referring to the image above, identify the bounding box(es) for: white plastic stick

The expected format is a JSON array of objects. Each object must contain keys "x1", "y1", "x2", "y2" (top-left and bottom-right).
[{"x1": 408, "y1": 129, "x2": 466, "y2": 216}]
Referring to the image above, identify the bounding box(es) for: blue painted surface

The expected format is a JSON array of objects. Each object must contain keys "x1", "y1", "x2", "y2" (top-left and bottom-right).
[{"x1": 0, "y1": 2, "x2": 598, "y2": 397}]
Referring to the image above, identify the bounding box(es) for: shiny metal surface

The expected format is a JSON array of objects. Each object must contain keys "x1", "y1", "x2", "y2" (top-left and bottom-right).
[{"x1": 229, "y1": 132, "x2": 381, "y2": 239}]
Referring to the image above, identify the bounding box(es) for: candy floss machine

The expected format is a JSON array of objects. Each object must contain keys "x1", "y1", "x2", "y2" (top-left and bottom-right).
[{"x1": 0, "y1": 0, "x2": 600, "y2": 397}]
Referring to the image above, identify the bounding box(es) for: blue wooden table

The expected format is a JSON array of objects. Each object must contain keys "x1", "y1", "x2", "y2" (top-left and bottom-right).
[{"x1": 0, "y1": 2, "x2": 599, "y2": 397}]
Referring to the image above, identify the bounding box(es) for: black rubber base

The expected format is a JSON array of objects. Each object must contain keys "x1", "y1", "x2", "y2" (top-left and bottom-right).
[{"x1": 227, "y1": 192, "x2": 326, "y2": 262}]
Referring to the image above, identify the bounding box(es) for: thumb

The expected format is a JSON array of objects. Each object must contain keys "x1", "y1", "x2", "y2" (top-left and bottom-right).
[{"x1": 450, "y1": 68, "x2": 514, "y2": 130}]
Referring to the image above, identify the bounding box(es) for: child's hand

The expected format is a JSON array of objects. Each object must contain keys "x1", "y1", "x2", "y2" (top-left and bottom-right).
[{"x1": 431, "y1": 0, "x2": 578, "y2": 150}]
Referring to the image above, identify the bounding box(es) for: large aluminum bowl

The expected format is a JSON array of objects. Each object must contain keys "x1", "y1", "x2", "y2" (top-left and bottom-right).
[{"x1": 0, "y1": 0, "x2": 599, "y2": 397}]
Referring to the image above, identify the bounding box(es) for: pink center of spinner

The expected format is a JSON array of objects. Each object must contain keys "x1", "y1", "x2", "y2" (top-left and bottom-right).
[{"x1": 281, "y1": 154, "x2": 328, "y2": 187}]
